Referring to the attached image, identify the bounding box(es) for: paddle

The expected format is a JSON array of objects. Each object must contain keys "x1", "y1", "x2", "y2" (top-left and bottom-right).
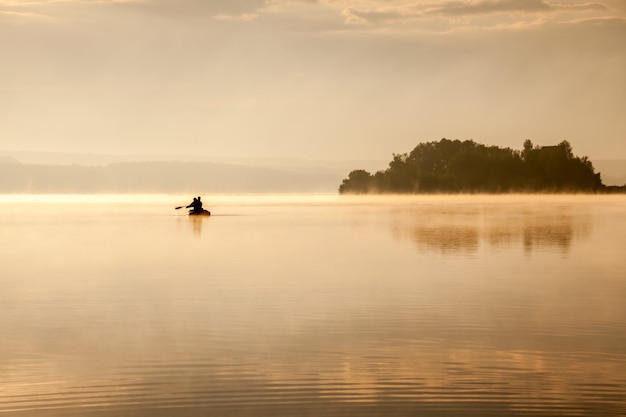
[{"x1": 175, "y1": 205, "x2": 186, "y2": 210}]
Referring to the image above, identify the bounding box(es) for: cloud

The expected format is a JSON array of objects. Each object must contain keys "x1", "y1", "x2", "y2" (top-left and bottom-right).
[
  {"x1": 0, "y1": 0, "x2": 137, "y2": 4},
  {"x1": 556, "y1": 2, "x2": 608, "y2": 11},
  {"x1": 562, "y1": 15, "x2": 626, "y2": 26},
  {"x1": 0, "y1": 0, "x2": 140, "y2": 20},
  {"x1": 214, "y1": 13, "x2": 260, "y2": 22},
  {"x1": 429, "y1": 0, "x2": 553, "y2": 16},
  {"x1": 0, "y1": 9, "x2": 49, "y2": 17},
  {"x1": 0, "y1": 0, "x2": 269, "y2": 21},
  {"x1": 339, "y1": 0, "x2": 614, "y2": 29},
  {"x1": 139, "y1": 0, "x2": 269, "y2": 17},
  {"x1": 342, "y1": 5, "x2": 421, "y2": 25}
]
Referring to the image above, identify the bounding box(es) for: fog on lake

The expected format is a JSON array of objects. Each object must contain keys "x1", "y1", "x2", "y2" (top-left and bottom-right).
[{"x1": 1, "y1": 194, "x2": 625, "y2": 416}]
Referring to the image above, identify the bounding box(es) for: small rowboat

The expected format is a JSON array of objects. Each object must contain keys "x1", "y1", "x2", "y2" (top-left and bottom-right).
[{"x1": 189, "y1": 209, "x2": 211, "y2": 216}]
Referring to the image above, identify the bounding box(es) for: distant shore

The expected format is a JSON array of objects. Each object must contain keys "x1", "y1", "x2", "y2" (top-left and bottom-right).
[{"x1": 339, "y1": 139, "x2": 625, "y2": 194}]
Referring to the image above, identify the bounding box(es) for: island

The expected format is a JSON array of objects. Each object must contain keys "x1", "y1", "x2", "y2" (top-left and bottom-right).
[{"x1": 339, "y1": 139, "x2": 625, "y2": 194}]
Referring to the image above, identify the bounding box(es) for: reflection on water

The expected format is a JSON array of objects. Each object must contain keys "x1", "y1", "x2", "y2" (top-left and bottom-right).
[
  {"x1": 187, "y1": 214, "x2": 208, "y2": 236},
  {"x1": 1, "y1": 194, "x2": 625, "y2": 417},
  {"x1": 392, "y1": 202, "x2": 591, "y2": 254}
]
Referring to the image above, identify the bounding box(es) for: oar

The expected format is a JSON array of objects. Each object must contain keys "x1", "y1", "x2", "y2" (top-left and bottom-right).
[{"x1": 175, "y1": 205, "x2": 186, "y2": 210}]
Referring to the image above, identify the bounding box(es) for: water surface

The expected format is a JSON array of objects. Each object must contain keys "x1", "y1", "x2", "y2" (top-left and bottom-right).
[{"x1": 1, "y1": 194, "x2": 625, "y2": 416}]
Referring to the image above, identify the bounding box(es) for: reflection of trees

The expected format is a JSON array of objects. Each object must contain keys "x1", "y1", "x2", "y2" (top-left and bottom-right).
[
  {"x1": 521, "y1": 212, "x2": 578, "y2": 253},
  {"x1": 410, "y1": 226, "x2": 479, "y2": 254},
  {"x1": 393, "y1": 204, "x2": 590, "y2": 254},
  {"x1": 487, "y1": 210, "x2": 581, "y2": 252}
]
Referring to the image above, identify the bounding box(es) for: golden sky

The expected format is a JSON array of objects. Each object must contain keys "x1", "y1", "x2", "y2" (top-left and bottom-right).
[{"x1": 1, "y1": 0, "x2": 625, "y2": 160}]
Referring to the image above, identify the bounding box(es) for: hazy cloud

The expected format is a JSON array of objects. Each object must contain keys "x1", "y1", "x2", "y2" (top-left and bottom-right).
[
  {"x1": 2, "y1": 0, "x2": 625, "y2": 160},
  {"x1": 431, "y1": 0, "x2": 552, "y2": 16},
  {"x1": 0, "y1": 0, "x2": 269, "y2": 20},
  {"x1": 342, "y1": 6, "x2": 419, "y2": 25},
  {"x1": 0, "y1": 9, "x2": 48, "y2": 17},
  {"x1": 340, "y1": 0, "x2": 612, "y2": 27},
  {"x1": 214, "y1": 13, "x2": 260, "y2": 22},
  {"x1": 0, "y1": 0, "x2": 136, "y2": 4},
  {"x1": 425, "y1": 0, "x2": 607, "y2": 17},
  {"x1": 1, "y1": 0, "x2": 615, "y2": 26},
  {"x1": 0, "y1": 0, "x2": 139, "y2": 20},
  {"x1": 137, "y1": 0, "x2": 269, "y2": 18},
  {"x1": 562, "y1": 15, "x2": 626, "y2": 25}
]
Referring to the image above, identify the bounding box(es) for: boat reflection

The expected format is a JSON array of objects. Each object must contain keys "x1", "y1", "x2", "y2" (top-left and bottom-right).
[
  {"x1": 175, "y1": 213, "x2": 209, "y2": 237},
  {"x1": 189, "y1": 215, "x2": 208, "y2": 236}
]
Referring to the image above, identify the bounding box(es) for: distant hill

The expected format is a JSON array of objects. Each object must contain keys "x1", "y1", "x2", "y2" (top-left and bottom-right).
[
  {"x1": 1, "y1": 148, "x2": 620, "y2": 193},
  {"x1": 0, "y1": 150, "x2": 386, "y2": 174},
  {"x1": 0, "y1": 150, "x2": 388, "y2": 193},
  {"x1": 0, "y1": 150, "x2": 129, "y2": 166},
  {"x1": 0, "y1": 155, "x2": 18, "y2": 164},
  {"x1": 0, "y1": 161, "x2": 344, "y2": 193}
]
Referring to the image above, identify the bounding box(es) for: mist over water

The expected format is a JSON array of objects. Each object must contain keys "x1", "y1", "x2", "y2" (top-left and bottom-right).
[{"x1": 1, "y1": 194, "x2": 625, "y2": 416}]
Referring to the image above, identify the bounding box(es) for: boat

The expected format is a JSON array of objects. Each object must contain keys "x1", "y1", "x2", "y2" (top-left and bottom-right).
[{"x1": 189, "y1": 209, "x2": 211, "y2": 216}]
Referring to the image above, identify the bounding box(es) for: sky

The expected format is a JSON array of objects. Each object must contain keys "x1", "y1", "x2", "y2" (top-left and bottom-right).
[{"x1": 1, "y1": 0, "x2": 625, "y2": 161}]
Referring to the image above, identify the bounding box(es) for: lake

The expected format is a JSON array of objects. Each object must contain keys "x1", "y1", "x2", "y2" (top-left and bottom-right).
[{"x1": 1, "y1": 194, "x2": 625, "y2": 416}]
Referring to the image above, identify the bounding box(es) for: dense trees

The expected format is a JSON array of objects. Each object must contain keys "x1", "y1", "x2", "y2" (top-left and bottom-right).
[{"x1": 339, "y1": 139, "x2": 605, "y2": 194}]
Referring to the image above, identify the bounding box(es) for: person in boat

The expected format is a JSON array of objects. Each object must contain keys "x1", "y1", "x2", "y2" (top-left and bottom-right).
[{"x1": 186, "y1": 196, "x2": 204, "y2": 214}]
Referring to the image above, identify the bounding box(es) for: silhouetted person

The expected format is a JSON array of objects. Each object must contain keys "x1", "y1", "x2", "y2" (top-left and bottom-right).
[{"x1": 186, "y1": 196, "x2": 203, "y2": 214}]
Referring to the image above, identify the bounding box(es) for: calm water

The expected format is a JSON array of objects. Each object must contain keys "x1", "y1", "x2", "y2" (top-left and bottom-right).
[{"x1": 1, "y1": 194, "x2": 626, "y2": 417}]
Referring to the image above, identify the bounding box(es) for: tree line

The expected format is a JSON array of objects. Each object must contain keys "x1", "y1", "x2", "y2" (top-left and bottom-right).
[{"x1": 339, "y1": 139, "x2": 617, "y2": 194}]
